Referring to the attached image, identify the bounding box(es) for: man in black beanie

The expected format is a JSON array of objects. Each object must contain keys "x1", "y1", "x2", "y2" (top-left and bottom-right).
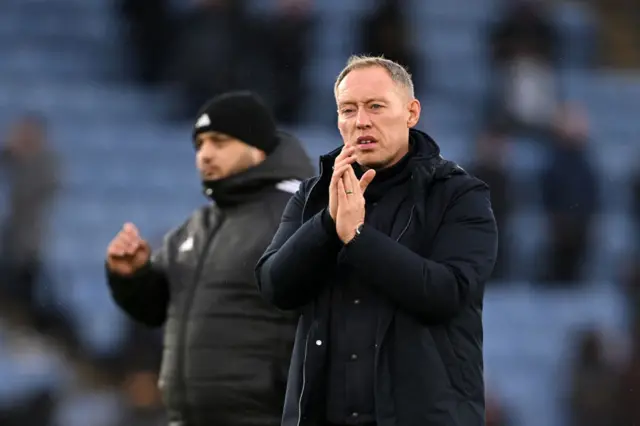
[{"x1": 104, "y1": 91, "x2": 315, "y2": 426}]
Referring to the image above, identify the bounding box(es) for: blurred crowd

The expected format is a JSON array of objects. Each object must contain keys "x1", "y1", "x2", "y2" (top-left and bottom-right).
[
  {"x1": 117, "y1": 0, "x2": 422, "y2": 123},
  {"x1": 0, "y1": 0, "x2": 639, "y2": 425}
]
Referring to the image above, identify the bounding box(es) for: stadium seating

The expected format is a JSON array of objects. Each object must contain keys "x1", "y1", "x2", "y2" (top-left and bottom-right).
[{"x1": 0, "y1": 0, "x2": 638, "y2": 424}]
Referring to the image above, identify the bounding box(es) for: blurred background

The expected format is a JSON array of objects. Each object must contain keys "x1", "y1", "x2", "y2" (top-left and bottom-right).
[{"x1": 0, "y1": 0, "x2": 639, "y2": 424}]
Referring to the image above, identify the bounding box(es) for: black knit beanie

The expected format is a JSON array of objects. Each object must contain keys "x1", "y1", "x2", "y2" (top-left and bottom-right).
[{"x1": 192, "y1": 91, "x2": 278, "y2": 154}]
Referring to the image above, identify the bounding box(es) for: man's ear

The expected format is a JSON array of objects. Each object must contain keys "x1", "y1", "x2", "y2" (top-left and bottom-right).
[{"x1": 407, "y1": 99, "x2": 421, "y2": 128}]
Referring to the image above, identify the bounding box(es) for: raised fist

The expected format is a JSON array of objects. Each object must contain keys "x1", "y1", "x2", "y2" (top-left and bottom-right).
[{"x1": 106, "y1": 223, "x2": 151, "y2": 276}]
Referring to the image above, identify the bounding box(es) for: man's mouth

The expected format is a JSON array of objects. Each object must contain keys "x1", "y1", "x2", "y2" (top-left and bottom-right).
[
  {"x1": 357, "y1": 136, "x2": 377, "y2": 145},
  {"x1": 202, "y1": 169, "x2": 219, "y2": 178}
]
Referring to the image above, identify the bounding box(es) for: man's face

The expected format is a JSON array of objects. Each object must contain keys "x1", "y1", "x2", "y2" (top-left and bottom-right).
[
  {"x1": 336, "y1": 66, "x2": 420, "y2": 169},
  {"x1": 195, "y1": 131, "x2": 264, "y2": 181}
]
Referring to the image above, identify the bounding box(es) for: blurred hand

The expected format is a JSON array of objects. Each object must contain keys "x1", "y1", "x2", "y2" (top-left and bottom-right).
[
  {"x1": 329, "y1": 145, "x2": 357, "y2": 221},
  {"x1": 106, "y1": 223, "x2": 151, "y2": 276}
]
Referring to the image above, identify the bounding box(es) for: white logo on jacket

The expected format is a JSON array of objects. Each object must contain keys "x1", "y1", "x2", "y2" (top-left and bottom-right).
[
  {"x1": 179, "y1": 236, "x2": 194, "y2": 252},
  {"x1": 276, "y1": 179, "x2": 301, "y2": 194}
]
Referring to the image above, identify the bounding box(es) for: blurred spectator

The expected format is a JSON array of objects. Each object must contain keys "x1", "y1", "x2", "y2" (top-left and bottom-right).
[
  {"x1": 119, "y1": 376, "x2": 165, "y2": 425},
  {"x1": 118, "y1": 365, "x2": 165, "y2": 426},
  {"x1": 264, "y1": 0, "x2": 314, "y2": 125},
  {"x1": 115, "y1": 320, "x2": 164, "y2": 424},
  {"x1": 0, "y1": 114, "x2": 60, "y2": 322},
  {"x1": 55, "y1": 330, "x2": 165, "y2": 426},
  {"x1": 359, "y1": 0, "x2": 423, "y2": 93},
  {"x1": 0, "y1": 321, "x2": 65, "y2": 426},
  {"x1": 168, "y1": 0, "x2": 267, "y2": 117},
  {"x1": 568, "y1": 328, "x2": 616, "y2": 426},
  {"x1": 540, "y1": 105, "x2": 599, "y2": 284},
  {"x1": 594, "y1": 0, "x2": 640, "y2": 68},
  {"x1": 105, "y1": 92, "x2": 314, "y2": 425},
  {"x1": 118, "y1": 0, "x2": 172, "y2": 85},
  {"x1": 470, "y1": 130, "x2": 511, "y2": 279},
  {"x1": 119, "y1": 322, "x2": 162, "y2": 374},
  {"x1": 487, "y1": 0, "x2": 560, "y2": 136},
  {"x1": 0, "y1": 391, "x2": 56, "y2": 426}
]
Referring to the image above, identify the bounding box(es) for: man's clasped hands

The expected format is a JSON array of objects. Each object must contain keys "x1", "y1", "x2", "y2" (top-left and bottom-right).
[{"x1": 328, "y1": 146, "x2": 376, "y2": 244}]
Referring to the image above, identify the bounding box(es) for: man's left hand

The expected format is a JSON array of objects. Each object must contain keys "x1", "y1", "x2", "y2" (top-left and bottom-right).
[{"x1": 336, "y1": 167, "x2": 375, "y2": 244}]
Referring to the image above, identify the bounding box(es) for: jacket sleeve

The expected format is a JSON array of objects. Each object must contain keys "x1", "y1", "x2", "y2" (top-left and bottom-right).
[
  {"x1": 339, "y1": 181, "x2": 497, "y2": 323},
  {"x1": 256, "y1": 181, "x2": 343, "y2": 310},
  {"x1": 106, "y1": 239, "x2": 171, "y2": 328}
]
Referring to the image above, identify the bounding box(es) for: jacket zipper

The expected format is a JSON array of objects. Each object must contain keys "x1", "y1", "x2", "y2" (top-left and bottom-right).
[
  {"x1": 295, "y1": 160, "x2": 328, "y2": 425},
  {"x1": 396, "y1": 205, "x2": 415, "y2": 243},
  {"x1": 372, "y1": 205, "x2": 415, "y2": 422},
  {"x1": 297, "y1": 154, "x2": 445, "y2": 422},
  {"x1": 175, "y1": 214, "x2": 223, "y2": 421},
  {"x1": 296, "y1": 327, "x2": 312, "y2": 426},
  {"x1": 296, "y1": 205, "x2": 415, "y2": 425}
]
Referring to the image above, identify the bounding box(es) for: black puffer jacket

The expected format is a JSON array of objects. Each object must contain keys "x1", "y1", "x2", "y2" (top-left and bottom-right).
[
  {"x1": 256, "y1": 129, "x2": 498, "y2": 426},
  {"x1": 107, "y1": 132, "x2": 314, "y2": 426}
]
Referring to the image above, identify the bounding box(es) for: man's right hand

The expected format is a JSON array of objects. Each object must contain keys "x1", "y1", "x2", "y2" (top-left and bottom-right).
[
  {"x1": 106, "y1": 223, "x2": 151, "y2": 276},
  {"x1": 329, "y1": 145, "x2": 357, "y2": 221}
]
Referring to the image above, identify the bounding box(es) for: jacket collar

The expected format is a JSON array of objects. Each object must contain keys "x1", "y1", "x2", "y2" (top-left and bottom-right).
[
  {"x1": 303, "y1": 129, "x2": 465, "y2": 224},
  {"x1": 202, "y1": 130, "x2": 314, "y2": 208},
  {"x1": 317, "y1": 128, "x2": 461, "y2": 183}
]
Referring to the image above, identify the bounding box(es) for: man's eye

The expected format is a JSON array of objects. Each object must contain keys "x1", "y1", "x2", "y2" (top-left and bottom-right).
[
  {"x1": 341, "y1": 109, "x2": 354, "y2": 114},
  {"x1": 371, "y1": 104, "x2": 382, "y2": 109}
]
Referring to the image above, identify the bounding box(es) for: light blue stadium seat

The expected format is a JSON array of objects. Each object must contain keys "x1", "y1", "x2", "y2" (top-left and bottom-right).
[
  {"x1": 484, "y1": 282, "x2": 627, "y2": 426},
  {"x1": 507, "y1": 213, "x2": 548, "y2": 278},
  {"x1": 315, "y1": 0, "x2": 369, "y2": 15},
  {"x1": 421, "y1": 21, "x2": 487, "y2": 57},
  {"x1": 421, "y1": 98, "x2": 480, "y2": 134},
  {"x1": 307, "y1": 54, "x2": 349, "y2": 92},
  {"x1": 68, "y1": 268, "x2": 128, "y2": 356},
  {"x1": 292, "y1": 127, "x2": 339, "y2": 159},
  {"x1": 564, "y1": 71, "x2": 640, "y2": 114},
  {"x1": 590, "y1": 143, "x2": 637, "y2": 184},
  {"x1": 508, "y1": 136, "x2": 550, "y2": 177},
  {"x1": 0, "y1": 11, "x2": 109, "y2": 41},
  {"x1": 412, "y1": 0, "x2": 497, "y2": 23},
  {"x1": 416, "y1": 127, "x2": 470, "y2": 164},
  {"x1": 587, "y1": 214, "x2": 635, "y2": 280},
  {"x1": 54, "y1": 390, "x2": 123, "y2": 426},
  {"x1": 428, "y1": 57, "x2": 489, "y2": 99},
  {"x1": 2, "y1": 0, "x2": 639, "y2": 423},
  {"x1": 305, "y1": 56, "x2": 345, "y2": 124},
  {"x1": 554, "y1": 1, "x2": 598, "y2": 69},
  {"x1": 0, "y1": 83, "x2": 162, "y2": 120}
]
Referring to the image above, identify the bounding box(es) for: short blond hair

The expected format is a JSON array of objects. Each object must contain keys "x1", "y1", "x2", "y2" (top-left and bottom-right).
[{"x1": 334, "y1": 55, "x2": 415, "y2": 99}]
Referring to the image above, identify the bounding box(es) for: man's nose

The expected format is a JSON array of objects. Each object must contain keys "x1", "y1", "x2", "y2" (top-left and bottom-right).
[
  {"x1": 355, "y1": 109, "x2": 372, "y2": 129},
  {"x1": 199, "y1": 145, "x2": 216, "y2": 163}
]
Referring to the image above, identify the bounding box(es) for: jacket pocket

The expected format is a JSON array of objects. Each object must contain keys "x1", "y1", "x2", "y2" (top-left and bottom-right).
[{"x1": 429, "y1": 326, "x2": 467, "y2": 395}]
